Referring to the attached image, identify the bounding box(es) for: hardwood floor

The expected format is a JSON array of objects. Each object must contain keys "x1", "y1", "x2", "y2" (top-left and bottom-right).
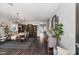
[{"x1": 0, "y1": 38, "x2": 47, "y2": 55}]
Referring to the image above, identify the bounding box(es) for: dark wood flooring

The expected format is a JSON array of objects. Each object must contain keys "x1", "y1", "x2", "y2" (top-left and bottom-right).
[{"x1": 0, "y1": 38, "x2": 47, "y2": 55}]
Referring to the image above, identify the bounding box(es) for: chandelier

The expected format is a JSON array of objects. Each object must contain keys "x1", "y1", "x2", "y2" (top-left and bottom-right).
[{"x1": 16, "y1": 12, "x2": 20, "y2": 24}]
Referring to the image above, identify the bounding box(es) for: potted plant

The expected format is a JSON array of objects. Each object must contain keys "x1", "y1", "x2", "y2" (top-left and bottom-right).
[
  {"x1": 49, "y1": 22, "x2": 63, "y2": 54},
  {"x1": 0, "y1": 24, "x2": 10, "y2": 42},
  {"x1": 4, "y1": 25, "x2": 9, "y2": 35}
]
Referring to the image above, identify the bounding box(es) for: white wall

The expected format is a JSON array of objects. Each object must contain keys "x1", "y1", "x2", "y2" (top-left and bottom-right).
[{"x1": 51, "y1": 3, "x2": 76, "y2": 54}]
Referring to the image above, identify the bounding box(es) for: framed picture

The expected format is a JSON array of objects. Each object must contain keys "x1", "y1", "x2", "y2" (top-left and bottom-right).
[{"x1": 51, "y1": 15, "x2": 58, "y2": 30}]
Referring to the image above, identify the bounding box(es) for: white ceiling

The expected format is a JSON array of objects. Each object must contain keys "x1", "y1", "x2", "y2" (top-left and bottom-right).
[{"x1": 0, "y1": 3, "x2": 60, "y2": 21}]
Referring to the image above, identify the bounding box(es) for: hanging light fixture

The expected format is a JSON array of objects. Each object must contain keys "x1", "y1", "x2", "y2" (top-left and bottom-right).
[{"x1": 16, "y1": 12, "x2": 20, "y2": 24}]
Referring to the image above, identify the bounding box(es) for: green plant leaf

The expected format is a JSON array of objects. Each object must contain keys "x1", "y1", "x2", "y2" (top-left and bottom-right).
[{"x1": 52, "y1": 22, "x2": 64, "y2": 40}]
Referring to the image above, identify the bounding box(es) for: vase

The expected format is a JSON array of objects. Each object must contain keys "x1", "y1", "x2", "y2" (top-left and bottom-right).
[
  {"x1": 54, "y1": 39, "x2": 60, "y2": 55},
  {"x1": 48, "y1": 36, "x2": 56, "y2": 48}
]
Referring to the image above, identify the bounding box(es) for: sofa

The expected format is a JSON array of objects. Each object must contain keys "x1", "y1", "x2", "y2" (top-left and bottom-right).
[{"x1": 0, "y1": 36, "x2": 7, "y2": 43}]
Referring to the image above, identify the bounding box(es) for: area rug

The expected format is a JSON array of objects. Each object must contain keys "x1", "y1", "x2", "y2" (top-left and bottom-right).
[{"x1": 0, "y1": 38, "x2": 34, "y2": 49}]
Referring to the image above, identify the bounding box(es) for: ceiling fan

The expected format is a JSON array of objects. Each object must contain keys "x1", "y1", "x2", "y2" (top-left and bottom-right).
[{"x1": 8, "y1": 3, "x2": 14, "y2": 6}]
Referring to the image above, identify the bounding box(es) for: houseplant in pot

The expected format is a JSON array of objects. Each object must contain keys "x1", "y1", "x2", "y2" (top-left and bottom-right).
[
  {"x1": 53, "y1": 22, "x2": 64, "y2": 54},
  {"x1": 1, "y1": 24, "x2": 10, "y2": 40},
  {"x1": 49, "y1": 22, "x2": 64, "y2": 54},
  {"x1": 4, "y1": 25, "x2": 10, "y2": 39}
]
